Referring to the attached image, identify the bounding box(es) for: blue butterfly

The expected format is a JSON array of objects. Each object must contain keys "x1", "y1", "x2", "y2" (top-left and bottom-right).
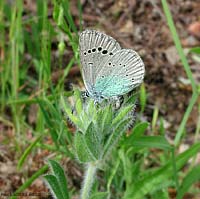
[{"x1": 79, "y1": 30, "x2": 145, "y2": 102}]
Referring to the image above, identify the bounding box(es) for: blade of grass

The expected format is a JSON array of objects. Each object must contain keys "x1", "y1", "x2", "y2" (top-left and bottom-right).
[
  {"x1": 9, "y1": 0, "x2": 24, "y2": 141},
  {"x1": 61, "y1": 0, "x2": 78, "y2": 34},
  {"x1": 174, "y1": 93, "x2": 198, "y2": 146},
  {"x1": 107, "y1": 158, "x2": 120, "y2": 195},
  {"x1": 161, "y1": 0, "x2": 199, "y2": 146},
  {"x1": 17, "y1": 135, "x2": 42, "y2": 170},
  {"x1": 139, "y1": 83, "x2": 147, "y2": 113},
  {"x1": 9, "y1": 165, "x2": 48, "y2": 199},
  {"x1": 7, "y1": 91, "x2": 73, "y2": 105},
  {"x1": 171, "y1": 147, "x2": 179, "y2": 190},
  {"x1": 132, "y1": 136, "x2": 172, "y2": 150},
  {"x1": 161, "y1": 0, "x2": 197, "y2": 92},
  {"x1": 124, "y1": 143, "x2": 200, "y2": 199},
  {"x1": 189, "y1": 47, "x2": 200, "y2": 54},
  {"x1": 53, "y1": 0, "x2": 79, "y2": 56},
  {"x1": 152, "y1": 106, "x2": 159, "y2": 133},
  {"x1": 190, "y1": 104, "x2": 200, "y2": 168},
  {"x1": 176, "y1": 165, "x2": 200, "y2": 199},
  {"x1": 55, "y1": 57, "x2": 76, "y2": 92},
  {"x1": 0, "y1": 1, "x2": 6, "y2": 112}
]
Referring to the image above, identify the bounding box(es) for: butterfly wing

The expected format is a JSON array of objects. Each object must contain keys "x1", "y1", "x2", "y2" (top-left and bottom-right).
[
  {"x1": 79, "y1": 30, "x2": 121, "y2": 95},
  {"x1": 94, "y1": 49, "x2": 145, "y2": 97}
]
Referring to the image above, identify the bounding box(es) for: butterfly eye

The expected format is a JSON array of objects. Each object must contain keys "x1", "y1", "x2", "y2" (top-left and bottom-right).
[
  {"x1": 109, "y1": 62, "x2": 111, "y2": 65},
  {"x1": 92, "y1": 48, "x2": 96, "y2": 52},
  {"x1": 109, "y1": 52, "x2": 113, "y2": 55},
  {"x1": 98, "y1": 47, "x2": 102, "y2": 51},
  {"x1": 84, "y1": 52, "x2": 87, "y2": 55},
  {"x1": 88, "y1": 50, "x2": 91, "y2": 53}
]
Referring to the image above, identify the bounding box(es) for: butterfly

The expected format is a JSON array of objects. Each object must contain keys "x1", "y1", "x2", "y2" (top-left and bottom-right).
[{"x1": 79, "y1": 29, "x2": 145, "y2": 102}]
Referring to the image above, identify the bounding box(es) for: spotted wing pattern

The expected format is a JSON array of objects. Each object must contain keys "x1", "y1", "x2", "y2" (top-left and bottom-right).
[
  {"x1": 79, "y1": 30, "x2": 121, "y2": 95},
  {"x1": 94, "y1": 49, "x2": 145, "y2": 97},
  {"x1": 79, "y1": 30, "x2": 145, "y2": 100}
]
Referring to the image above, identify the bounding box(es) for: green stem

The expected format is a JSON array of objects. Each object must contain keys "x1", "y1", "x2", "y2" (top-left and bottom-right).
[
  {"x1": 161, "y1": 0, "x2": 199, "y2": 146},
  {"x1": 171, "y1": 148, "x2": 179, "y2": 191},
  {"x1": 81, "y1": 163, "x2": 97, "y2": 199},
  {"x1": 174, "y1": 93, "x2": 198, "y2": 146},
  {"x1": 161, "y1": 0, "x2": 197, "y2": 93}
]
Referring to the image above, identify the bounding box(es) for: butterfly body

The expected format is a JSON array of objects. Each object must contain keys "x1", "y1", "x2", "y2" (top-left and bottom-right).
[{"x1": 79, "y1": 30, "x2": 145, "y2": 102}]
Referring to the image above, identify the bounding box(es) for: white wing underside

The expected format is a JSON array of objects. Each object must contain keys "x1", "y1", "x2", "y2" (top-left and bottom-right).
[{"x1": 79, "y1": 29, "x2": 145, "y2": 97}]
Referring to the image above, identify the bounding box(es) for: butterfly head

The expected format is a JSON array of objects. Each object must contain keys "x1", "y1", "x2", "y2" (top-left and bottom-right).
[{"x1": 90, "y1": 89, "x2": 105, "y2": 103}]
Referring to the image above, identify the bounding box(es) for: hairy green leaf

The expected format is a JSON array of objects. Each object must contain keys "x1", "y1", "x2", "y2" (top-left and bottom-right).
[
  {"x1": 103, "y1": 118, "x2": 130, "y2": 157},
  {"x1": 75, "y1": 98, "x2": 83, "y2": 116},
  {"x1": 100, "y1": 105, "x2": 113, "y2": 135},
  {"x1": 48, "y1": 160, "x2": 69, "y2": 199},
  {"x1": 74, "y1": 131, "x2": 96, "y2": 163},
  {"x1": 60, "y1": 95, "x2": 79, "y2": 126},
  {"x1": 85, "y1": 122, "x2": 102, "y2": 160},
  {"x1": 112, "y1": 105, "x2": 133, "y2": 127},
  {"x1": 44, "y1": 175, "x2": 65, "y2": 199},
  {"x1": 90, "y1": 192, "x2": 109, "y2": 199}
]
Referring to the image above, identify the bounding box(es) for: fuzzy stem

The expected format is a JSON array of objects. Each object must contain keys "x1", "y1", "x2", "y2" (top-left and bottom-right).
[{"x1": 81, "y1": 162, "x2": 97, "y2": 199}]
